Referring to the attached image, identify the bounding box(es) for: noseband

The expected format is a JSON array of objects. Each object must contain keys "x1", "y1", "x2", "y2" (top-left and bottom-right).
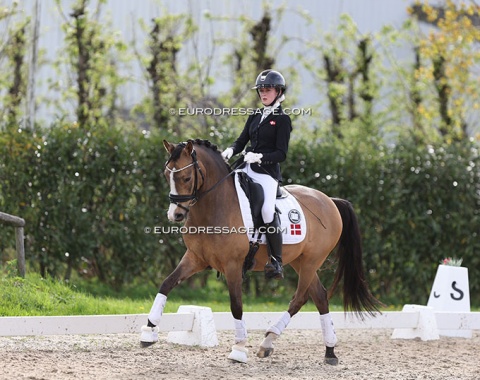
[{"x1": 165, "y1": 149, "x2": 204, "y2": 213}]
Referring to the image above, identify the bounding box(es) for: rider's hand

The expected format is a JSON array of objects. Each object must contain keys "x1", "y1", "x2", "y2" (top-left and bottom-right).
[
  {"x1": 221, "y1": 148, "x2": 233, "y2": 160},
  {"x1": 244, "y1": 152, "x2": 263, "y2": 164}
]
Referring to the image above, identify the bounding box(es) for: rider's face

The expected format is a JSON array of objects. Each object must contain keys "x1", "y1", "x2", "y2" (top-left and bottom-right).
[{"x1": 258, "y1": 87, "x2": 278, "y2": 106}]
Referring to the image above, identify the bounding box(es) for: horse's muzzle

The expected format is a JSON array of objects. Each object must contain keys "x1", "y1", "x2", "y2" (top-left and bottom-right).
[{"x1": 167, "y1": 202, "x2": 189, "y2": 223}]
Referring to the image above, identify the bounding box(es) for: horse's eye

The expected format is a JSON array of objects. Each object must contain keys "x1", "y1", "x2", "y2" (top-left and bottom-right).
[{"x1": 184, "y1": 176, "x2": 191, "y2": 183}]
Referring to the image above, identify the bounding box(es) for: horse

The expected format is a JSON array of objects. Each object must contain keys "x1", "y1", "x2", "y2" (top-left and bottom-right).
[{"x1": 140, "y1": 138, "x2": 381, "y2": 365}]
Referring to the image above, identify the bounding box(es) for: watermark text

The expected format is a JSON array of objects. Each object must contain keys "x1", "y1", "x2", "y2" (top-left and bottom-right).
[
  {"x1": 144, "y1": 225, "x2": 286, "y2": 235},
  {"x1": 169, "y1": 107, "x2": 312, "y2": 117}
]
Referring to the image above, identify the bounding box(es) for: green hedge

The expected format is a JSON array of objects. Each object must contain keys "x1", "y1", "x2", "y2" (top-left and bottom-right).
[
  {"x1": 1, "y1": 124, "x2": 479, "y2": 305},
  {"x1": 0, "y1": 124, "x2": 175, "y2": 289}
]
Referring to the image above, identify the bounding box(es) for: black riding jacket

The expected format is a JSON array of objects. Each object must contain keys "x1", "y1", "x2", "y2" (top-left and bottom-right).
[{"x1": 229, "y1": 106, "x2": 292, "y2": 182}]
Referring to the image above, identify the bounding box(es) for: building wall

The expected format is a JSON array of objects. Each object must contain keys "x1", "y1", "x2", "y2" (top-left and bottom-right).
[{"x1": 4, "y1": 0, "x2": 443, "y2": 124}]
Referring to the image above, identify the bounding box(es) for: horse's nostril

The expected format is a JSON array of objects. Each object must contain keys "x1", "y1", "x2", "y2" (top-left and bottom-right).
[{"x1": 174, "y1": 213, "x2": 184, "y2": 222}]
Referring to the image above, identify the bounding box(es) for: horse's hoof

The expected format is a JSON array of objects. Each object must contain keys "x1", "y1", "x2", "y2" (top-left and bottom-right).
[
  {"x1": 324, "y1": 356, "x2": 338, "y2": 365},
  {"x1": 140, "y1": 341, "x2": 156, "y2": 348},
  {"x1": 324, "y1": 346, "x2": 338, "y2": 365},
  {"x1": 140, "y1": 325, "x2": 159, "y2": 348},
  {"x1": 257, "y1": 346, "x2": 274, "y2": 358},
  {"x1": 228, "y1": 344, "x2": 248, "y2": 363}
]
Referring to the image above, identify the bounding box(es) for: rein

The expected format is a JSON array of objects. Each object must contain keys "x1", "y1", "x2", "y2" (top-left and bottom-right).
[
  {"x1": 165, "y1": 149, "x2": 234, "y2": 213},
  {"x1": 166, "y1": 148, "x2": 326, "y2": 230}
]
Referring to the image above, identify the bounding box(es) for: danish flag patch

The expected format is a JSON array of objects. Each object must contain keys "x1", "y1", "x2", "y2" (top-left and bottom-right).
[{"x1": 290, "y1": 224, "x2": 302, "y2": 235}]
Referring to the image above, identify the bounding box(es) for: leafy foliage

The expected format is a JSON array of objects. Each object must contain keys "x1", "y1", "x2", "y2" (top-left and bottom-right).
[
  {"x1": 0, "y1": 1, "x2": 479, "y2": 307},
  {"x1": 282, "y1": 136, "x2": 480, "y2": 304},
  {"x1": 0, "y1": 123, "x2": 181, "y2": 290},
  {"x1": 1, "y1": 123, "x2": 479, "y2": 304}
]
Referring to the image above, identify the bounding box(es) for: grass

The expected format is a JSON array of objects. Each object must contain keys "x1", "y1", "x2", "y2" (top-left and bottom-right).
[
  {"x1": 0, "y1": 271, "x2": 341, "y2": 317},
  {"x1": 1, "y1": 263, "x2": 476, "y2": 316},
  {"x1": 1, "y1": 259, "x2": 406, "y2": 317}
]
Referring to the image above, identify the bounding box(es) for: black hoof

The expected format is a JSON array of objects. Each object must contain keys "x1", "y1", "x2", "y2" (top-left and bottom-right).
[
  {"x1": 140, "y1": 341, "x2": 156, "y2": 348},
  {"x1": 324, "y1": 346, "x2": 338, "y2": 365},
  {"x1": 263, "y1": 347, "x2": 274, "y2": 357},
  {"x1": 324, "y1": 356, "x2": 338, "y2": 365}
]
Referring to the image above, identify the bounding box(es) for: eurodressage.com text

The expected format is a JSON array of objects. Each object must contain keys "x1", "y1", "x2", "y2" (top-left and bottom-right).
[
  {"x1": 170, "y1": 107, "x2": 312, "y2": 117},
  {"x1": 145, "y1": 226, "x2": 288, "y2": 235}
]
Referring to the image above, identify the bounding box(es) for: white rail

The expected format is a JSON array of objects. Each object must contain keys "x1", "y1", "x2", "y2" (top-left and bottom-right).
[{"x1": 0, "y1": 308, "x2": 478, "y2": 339}]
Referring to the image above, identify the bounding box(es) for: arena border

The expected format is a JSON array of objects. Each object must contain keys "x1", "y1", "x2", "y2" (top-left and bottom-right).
[{"x1": 1, "y1": 306, "x2": 479, "y2": 346}]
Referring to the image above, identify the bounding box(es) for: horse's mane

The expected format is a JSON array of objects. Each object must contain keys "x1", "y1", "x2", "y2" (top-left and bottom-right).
[
  {"x1": 191, "y1": 138, "x2": 221, "y2": 153},
  {"x1": 170, "y1": 138, "x2": 232, "y2": 172}
]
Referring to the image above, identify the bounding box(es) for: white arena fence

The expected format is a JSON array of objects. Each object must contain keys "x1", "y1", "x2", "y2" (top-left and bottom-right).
[{"x1": 0, "y1": 305, "x2": 479, "y2": 346}]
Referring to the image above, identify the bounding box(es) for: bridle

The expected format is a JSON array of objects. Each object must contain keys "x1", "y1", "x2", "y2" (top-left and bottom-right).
[
  {"x1": 164, "y1": 149, "x2": 205, "y2": 213},
  {"x1": 165, "y1": 147, "x2": 236, "y2": 215}
]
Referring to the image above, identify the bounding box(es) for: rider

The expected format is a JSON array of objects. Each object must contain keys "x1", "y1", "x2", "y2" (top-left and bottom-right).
[{"x1": 222, "y1": 69, "x2": 292, "y2": 280}]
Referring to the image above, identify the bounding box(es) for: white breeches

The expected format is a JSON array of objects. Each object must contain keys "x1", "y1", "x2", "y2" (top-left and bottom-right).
[{"x1": 241, "y1": 163, "x2": 278, "y2": 224}]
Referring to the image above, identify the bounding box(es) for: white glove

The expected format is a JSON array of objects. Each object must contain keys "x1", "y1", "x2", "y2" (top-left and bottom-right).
[
  {"x1": 244, "y1": 152, "x2": 263, "y2": 164},
  {"x1": 221, "y1": 148, "x2": 233, "y2": 160}
]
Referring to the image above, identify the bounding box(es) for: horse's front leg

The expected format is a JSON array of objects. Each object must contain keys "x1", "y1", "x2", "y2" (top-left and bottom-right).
[
  {"x1": 140, "y1": 250, "x2": 206, "y2": 347},
  {"x1": 224, "y1": 267, "x2": 248, "y2": 363}
]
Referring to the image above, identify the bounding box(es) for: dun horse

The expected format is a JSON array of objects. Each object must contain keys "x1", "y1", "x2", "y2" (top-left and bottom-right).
[{"x1": 140, "y1": 138, "x2": 380, "y2": 364}]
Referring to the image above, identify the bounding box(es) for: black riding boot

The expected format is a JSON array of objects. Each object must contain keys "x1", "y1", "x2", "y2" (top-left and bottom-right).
[{"x1": 264, "y1": 213, "x2": 283, "y2": 280}]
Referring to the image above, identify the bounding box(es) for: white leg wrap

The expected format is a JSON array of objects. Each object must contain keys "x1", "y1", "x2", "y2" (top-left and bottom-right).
[
  {"x1": 266, "y1": 311, "x2": 291, "y2": 336},
  {"x1": 234, "y1": 318, "x2": 248, "y2": 344},
  {"x1": 320, "y1": 313, "x2": 337, "y2": 347},
  {"x1": 148, "y1": 293, "x2": 167, "y2": 326}
]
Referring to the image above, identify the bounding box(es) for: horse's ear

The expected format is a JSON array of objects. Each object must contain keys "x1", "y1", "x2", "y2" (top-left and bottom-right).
[
  {"x1": 184, "y1": 140, "x2": 194, "y2": 156},
  {"x1": 163, "y1": 140, "x2": 175, "y2": 154}
]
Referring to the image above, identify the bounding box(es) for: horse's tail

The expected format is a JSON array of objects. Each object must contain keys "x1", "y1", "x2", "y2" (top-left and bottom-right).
[{"x1": 329, "y1": 198, "x2": 381, "y2": 317}]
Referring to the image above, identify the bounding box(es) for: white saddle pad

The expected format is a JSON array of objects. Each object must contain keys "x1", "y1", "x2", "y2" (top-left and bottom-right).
[{"x1": 234, "y1": 170, "x2": 307, "y2": 244}]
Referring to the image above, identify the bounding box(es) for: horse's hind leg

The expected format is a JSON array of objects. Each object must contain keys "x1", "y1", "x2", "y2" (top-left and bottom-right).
[
  {"x1": 140, "y1": 250, "x2": 206, "y2": 347},
  {"x1": 257, "y1": 263, "x2": 315, "y2": 359},
  {"x1": 308, "y1": 274, "x2": 339, "y2": 365},
  {"x1": 256, "y1": 309, "x2": 292, "y2": 358},
  {"x1": 257, "y1": 263, "x2": 339, "y2": 365}
]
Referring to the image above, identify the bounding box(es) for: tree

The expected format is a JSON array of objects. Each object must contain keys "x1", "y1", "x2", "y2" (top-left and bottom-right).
[
  {"x1": 53, "y1": 0, "x2": 127, "y2": 129},
  {"x1": 0, "y1": 2, "x2": 29, "y2": 128},
  {"x1": 409, "y1": 0, "x2": 480, "y2": 142},
  {"x1": 301, "y1": 15, "x2": 381, "y2": 141}
]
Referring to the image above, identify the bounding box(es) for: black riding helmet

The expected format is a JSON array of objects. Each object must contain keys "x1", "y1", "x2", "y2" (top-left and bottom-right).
[{"x1": 252, "y1": 69, "x2": 286, "y2": 106}]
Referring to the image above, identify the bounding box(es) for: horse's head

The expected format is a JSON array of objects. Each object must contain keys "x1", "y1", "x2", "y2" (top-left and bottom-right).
[{"x1": 163, "y1": 140, "x2": 205, "y2": 222}]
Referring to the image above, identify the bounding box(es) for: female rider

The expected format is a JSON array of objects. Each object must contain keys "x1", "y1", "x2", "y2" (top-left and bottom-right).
[{"x1": 222, "y1": 69, "x2": 292, "y2": 280}]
